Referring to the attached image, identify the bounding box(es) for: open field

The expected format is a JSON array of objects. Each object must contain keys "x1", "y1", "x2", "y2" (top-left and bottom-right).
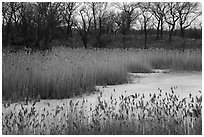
[{"x1": 2, "y1": 47, "x2": 202, "y2": 101}]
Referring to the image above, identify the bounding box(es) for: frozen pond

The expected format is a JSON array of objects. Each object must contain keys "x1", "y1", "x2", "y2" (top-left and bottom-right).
[
  {"x1": 3, "y1": 71, "x2": 202, "y2": 113},
  {"x1": 2, "y1": 70, "x2": 202, "y2": 134},
  {"x1": 96, "y1": 71, "x2": 202, "y2": 100}
]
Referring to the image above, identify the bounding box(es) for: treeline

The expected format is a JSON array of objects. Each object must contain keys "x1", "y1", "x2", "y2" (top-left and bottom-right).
[{"x1": 2, "y1": 2, "x2": 202, "y2": 49}]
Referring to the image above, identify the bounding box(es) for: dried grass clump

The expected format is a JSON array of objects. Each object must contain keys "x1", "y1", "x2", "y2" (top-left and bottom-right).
[{"x1": 2, "y1": 89, "x2": 202, "y2": 135}]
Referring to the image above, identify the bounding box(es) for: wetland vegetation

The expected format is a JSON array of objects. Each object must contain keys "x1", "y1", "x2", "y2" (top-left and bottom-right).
[
  {"x1": 2, "y1": 2, "x2": 202, "y2": 135},
  {"x1": 2, "y1": 47, "x2": 202, "y2": 135}
]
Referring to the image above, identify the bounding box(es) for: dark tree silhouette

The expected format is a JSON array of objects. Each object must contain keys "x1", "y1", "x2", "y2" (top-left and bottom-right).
[
  {"x1": 138, "y1": 2, "x2": 153, "y2": 49},
  {"x1": 89, "y1": 2, "x2": 109, "y2": 48},
  {"x1": 176, "y1": 2, "x2": 201, "y2": 38},
  {"x1": 75, "y1": 4, "x2": 93, "y2": 49},
  {"x1": 150, "y1": 2, "x2": 167, "y2": 39},
  {"x1": 2, "y1": 2, "x2": 202, "y2": 50},
  {"x1": 59, "y1": 2, "x2": 79, "y2": 38},
  {"x1": 164, "y1": 2, "x2": 180, "y2": 42}
]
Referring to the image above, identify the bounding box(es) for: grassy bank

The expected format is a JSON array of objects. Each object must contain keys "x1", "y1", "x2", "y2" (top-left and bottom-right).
[
  {"x1": 2, "y1": 47, "x2": 202, "y2": 100},
  {"x1": 2, "y1": 89, "x2": 202, "y2": 135}
]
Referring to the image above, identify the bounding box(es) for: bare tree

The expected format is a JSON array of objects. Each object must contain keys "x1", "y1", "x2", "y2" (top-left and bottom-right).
[
  {"x1": 88, "y1": 2, "x2": 109, "y2": 48},
  {"x1": 114, "y1": 11, "x2": 128, "y2": 48},
  {"x1": 75, "y1": 3, "x2": 93, "y2": 49},
  {"x1": 59, "y1": 2, "x2": 79, "y2": 38},
  {"x1": 2, "y1": 2, "x2": 15, "y2": 47},
  {"x1": 34, "y1": 2, "x2": 62, "y2": 49},
  {"x1": 115, "y1": 2, "x2": 140, "y2": 48},
  {"x1": 2, "y1": 2, "x2": 202, "y2": 50},
  {"x1": 89, "y1": 2, "x2": 97, "y2": 31},
  {"x1": 115, "y1": 2, "x2": 140, "y2": 34},
  {"x1": 164, "y1": 2, "x2": 180, "y2": 42},
  {"x1": 10, "y1": 2, "x2": 21, "y2": 37},
  {"x1": 17, "y1": 3, "x2": 37, "y2": 47},
  {"x1": 150, "y1": 2, "x2": 167, "y2": 39},
  {"x1": 176, "y1": 2, "x2": 201, "y2": 38},
  {"x1": 138, "y1": 2, "x2": 153, "y2": 49},
  {"x1": 103, "y1": 10, "x2": 118, "y2": 35}
]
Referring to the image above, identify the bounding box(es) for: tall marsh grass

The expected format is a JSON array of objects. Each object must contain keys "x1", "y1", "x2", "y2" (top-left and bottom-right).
[
  {"x1": 2, "y1": 47, "x2": 202, "y2": 100},
  {"x1": 2, "y1": 89, "x2": 202, "y2": 135}
]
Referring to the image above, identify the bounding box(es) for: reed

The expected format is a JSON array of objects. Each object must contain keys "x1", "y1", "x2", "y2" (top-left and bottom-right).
[
  {"x1": 2, "y1": 89, "x2": 202, "y2": 135},
  {"x1": 2, "y1": 47, "x2": 202, "y2": 100}
]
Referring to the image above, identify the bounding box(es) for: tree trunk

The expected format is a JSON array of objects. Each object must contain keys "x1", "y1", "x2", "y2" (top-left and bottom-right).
[
  {"x1": 92, "y1": 5, "x2": 97, "y2": 31},
  {"x1": 96, "y1": 30, "x2": 102, "y2": 48},
  {"x1": 168, "y1": 24, "x2": 175, "y2": 43},
  {"x1": 22, "y1": 21, "x2": 28, "y2": 47},
  {"x1": 144, "y1": 32, "x2": 147, "y2": 49},
  {"x1": 160, "y1": 20, "x2": 163, "y2": 38},
  {"x1": 83, "y1": 37, "x2": 87, "y2": 49},
  {"x1": 156, "y1": 20, "x2": 160, "y2": 40},
  {"x1": 180, "y1": 27, "x2": 185, "y2": 38},
  {"x1": 14, "y1": 21, "x2": 20, "y2": 36},
  {"x1": 42, "y1": 25, "x2": 50, "y2": 49},
  {"x1": 6, "y1": 23, "x2": 11, "y2": 47},
  {"x1": 144, "y1": 23, "x2": 147, "y2": 49},
  {"x1": 122, "y1": 34, "x2": 126, "y2": 49},
  {"x1": 96, "y1": 18, "x2": 102, "y2": 48},
  {"x1": 180, "y1": 25, "x2": 185, "y2": 50},
  {"x1": 67, "y1": 25, "x2": 72, "y2": 38},
  {"x1": 44, "y1": 34, "x2": 49, "y2": 49},
  {"x1": 81, "y1": 32, "x2": 88, "y2": 49},
  {"x1": 180, "y1": 38, "x2": 186, "y2": 51},
  {"x1": 126, "y1": 15, "x2": 131, "y2": 34},
  {"x1": 169, "y1": 30, "x2": 173, "y2": 43},
  {"x1": 35, "y1": 19, "x2": 42, "y2": 48}
]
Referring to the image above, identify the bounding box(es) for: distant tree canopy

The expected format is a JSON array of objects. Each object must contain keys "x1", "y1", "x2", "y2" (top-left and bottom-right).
[{"x1": 2, "y1": 2, "x2": 202, "y2": 49}]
